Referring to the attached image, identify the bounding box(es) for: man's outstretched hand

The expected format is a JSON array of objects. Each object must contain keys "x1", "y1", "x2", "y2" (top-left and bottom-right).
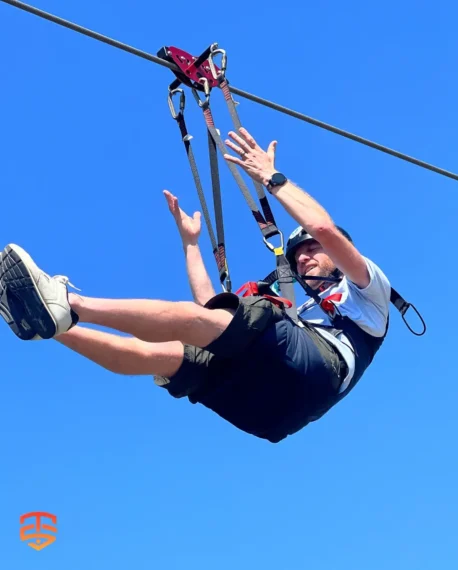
[
  {"x1": 164, "y1": 190, "x2": 202, "y2": 246},
  {"x1": 224, "y1": 127, "x2": 278, "y2": 187}
]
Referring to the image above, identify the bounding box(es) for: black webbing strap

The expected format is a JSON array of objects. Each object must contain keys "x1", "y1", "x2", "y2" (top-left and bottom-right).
[
  {"x1": 168, "y1": 88, "x2": 231, "y2": 291},
  {"x1": 268, "y1": 252, "x2": 298, "y2": 321},
  {"x1": 390, "y1": 287, "x2": 426, "y2": 336},
  {"x1": 206, "y1": 126, "x2": 231, "y2": 291},
  {"x1": 207, "y1": 47, "x2": 279, "y2": 233},
  {"x1": 218, "y1": 79, "x2": 278, "y2": 231}
]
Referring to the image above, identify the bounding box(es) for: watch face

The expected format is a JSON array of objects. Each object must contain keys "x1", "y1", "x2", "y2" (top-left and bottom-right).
[{"x1": 271, "y1": 173, "x2": 287, "y2": 186}]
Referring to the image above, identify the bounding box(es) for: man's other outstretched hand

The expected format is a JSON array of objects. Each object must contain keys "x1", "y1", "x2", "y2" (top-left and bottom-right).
[
  {"x1": 224, "y1": 127, "x2": 278, "y2": 187},
  {"x1": 163, "y1": 190, "x2": 202, "y2": 247}
]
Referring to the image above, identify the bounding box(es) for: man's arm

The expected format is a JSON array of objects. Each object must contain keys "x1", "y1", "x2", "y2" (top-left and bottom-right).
[
  {"x1": 164, "y1": 190, "x2": 216, "y2": 306},
  {"x1": 267, "y1": 180, "x2": 371, "y2": 289},
  {"x1": 183, "y1": 243, "x2": 216, "y2": 306},
  {"x1": 224, "y1": 128, "x2": 370, "y2": 289}
]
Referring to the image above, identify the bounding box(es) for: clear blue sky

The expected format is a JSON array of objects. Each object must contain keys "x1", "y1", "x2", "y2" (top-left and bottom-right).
[{"x1": 1, "y1": 0, "x2": 457, "y2": 568}]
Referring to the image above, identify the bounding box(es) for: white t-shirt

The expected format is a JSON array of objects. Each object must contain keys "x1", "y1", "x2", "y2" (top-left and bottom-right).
[{"x1": 296, "y1": 257, "x2": 391, "y2": 393}]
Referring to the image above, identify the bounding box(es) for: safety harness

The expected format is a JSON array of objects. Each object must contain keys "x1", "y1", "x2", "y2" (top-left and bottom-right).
[{"x1": 159, "y1": 43, "x2": 426, "y2": 337}]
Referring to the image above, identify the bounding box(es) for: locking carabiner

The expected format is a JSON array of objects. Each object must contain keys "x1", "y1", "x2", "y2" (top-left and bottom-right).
[
  {"x1": 262, "y1": 230, "x2": 285, "y2": 257},
  {"x1": 209, "y1": 45, "x2": 227, "y2": 81},
  {"x1": 168, "y1": 87, "x2": 186, "y2": 119},
  {"x1": 192, "y1": 77, "x2": 211, "y2": 108}
]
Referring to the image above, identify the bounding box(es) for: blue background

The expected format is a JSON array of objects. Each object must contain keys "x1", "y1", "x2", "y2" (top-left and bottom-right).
[{"x1": 1, "y1": 0, "x2": 457, "y2": 568}]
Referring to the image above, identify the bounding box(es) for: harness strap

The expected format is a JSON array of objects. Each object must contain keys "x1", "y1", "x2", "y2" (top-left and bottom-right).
[
  {"x1": 262, "y1": 267, "x2": 427, "y2": 336},
  {"x1": 205, "y1": 46, "x2": 301, "y2": 321},
  {"x1": 390, "y1": 287, "x2": 426, "y2": 336},
  {"x1": 168, "y1": 88, "x2": 231, "y2": 291},
  {"x1": 272, "y1": 252, "x2": 298, "y2": 321},
  {"x1": 217, "y1": 82, "x2": 277, "y2": 229},
  {"x1": 206, "y1": 123, "x2": 231, "y2": 291},
  {"x1": 195, "y1": 91, "x2": 278, "y2": 240}
]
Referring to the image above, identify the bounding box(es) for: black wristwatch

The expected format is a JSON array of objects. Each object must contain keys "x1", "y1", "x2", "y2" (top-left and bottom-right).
[{"x1": 266, "y1": 172, "x2": 288, "y2": 192}]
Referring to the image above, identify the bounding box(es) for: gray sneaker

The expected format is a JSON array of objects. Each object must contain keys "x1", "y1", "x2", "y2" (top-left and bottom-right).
[{"x1": 0, "y1": 244, "x2": 79, "y2": 339}]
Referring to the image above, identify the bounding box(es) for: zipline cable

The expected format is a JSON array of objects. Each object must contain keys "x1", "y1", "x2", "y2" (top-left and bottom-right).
[
  {"x1": 1, "y1": 0, "x2": 458, "y2": 182},
  {"x1": 0, "y1": 0, "x2": 178, "y2": 70}
]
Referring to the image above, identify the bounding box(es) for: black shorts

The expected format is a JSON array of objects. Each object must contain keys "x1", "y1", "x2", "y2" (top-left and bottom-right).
[{"x1": 154, "y1": 293, "x2": 347, "y2": 443}]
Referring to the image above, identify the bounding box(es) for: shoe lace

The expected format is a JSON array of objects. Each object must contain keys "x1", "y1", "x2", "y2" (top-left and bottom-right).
[{"x1": 53, "y1": 275, "x2": 82, "y2": 292}]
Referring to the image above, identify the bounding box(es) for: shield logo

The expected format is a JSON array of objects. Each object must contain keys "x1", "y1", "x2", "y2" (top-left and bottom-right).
[{"x1": 20, "y1": 512, "x2": 57, "y2": 551}]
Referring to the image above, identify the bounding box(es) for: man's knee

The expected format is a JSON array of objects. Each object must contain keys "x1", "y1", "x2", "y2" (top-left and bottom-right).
[
  {"x1": 172, "y1": 300, "x2": 236, "y2": 348},
  {"x1": 177, "y1": 300, "x2": 235, "y2": 326}
]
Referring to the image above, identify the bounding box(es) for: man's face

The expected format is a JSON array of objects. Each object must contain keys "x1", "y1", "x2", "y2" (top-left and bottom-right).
[{"x1": 294, "y1": 239, "x2": 336, "y2": 289}]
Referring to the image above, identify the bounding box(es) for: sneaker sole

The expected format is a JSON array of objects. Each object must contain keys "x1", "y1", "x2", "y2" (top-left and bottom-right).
[
  {"x1": 0, "y1": 251, "x2": 39, "y2": 340},
  {"x1": 0, "y1": 245, "x2": 57, "y2": 339}
]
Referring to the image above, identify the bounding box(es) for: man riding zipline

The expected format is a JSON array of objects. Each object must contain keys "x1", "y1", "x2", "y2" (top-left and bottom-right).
[{"x1": 0, "y1": 127, "x2": 392, "y2": 443}]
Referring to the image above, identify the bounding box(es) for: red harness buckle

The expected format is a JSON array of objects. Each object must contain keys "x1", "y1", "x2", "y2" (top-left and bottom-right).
[
  {"x1": 235, "y1": 281, "x2": 260, "y2": 297},
  {"x1": 235, "y1": 281, "x2": 293, "y2": 310},
  {"x1": 320, "y1": 293, "x2": 343, "y2": 315}
]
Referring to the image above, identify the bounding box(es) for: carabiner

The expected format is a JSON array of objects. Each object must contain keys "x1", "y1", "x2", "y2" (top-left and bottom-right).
[
  {"x1": 192, "y1": 77, "x2": 211, "y2": 108},
  {"x1": 209, "y1": 46, "x2": 227, "y2": 80},
  {"x1": 263, "y1": 230, "x2": 284, "y2": 256},
  {"x1": 168, "y1": 88, "x2": 185, "y2": 119}
]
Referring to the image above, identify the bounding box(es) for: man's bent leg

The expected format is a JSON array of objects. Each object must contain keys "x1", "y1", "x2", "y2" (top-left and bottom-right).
[
  {"x1": 0, "y1": 243, "x2": 234, "y2": 346},
  {"x1": 155, "y1": 293, "x2": 287, "y2": 402},
  {"x1": 69, "y1": 294, "x2": 235, "y2": 347},
  {"x1": 56, "y1": 326, "x2": 184, "y2": 377}
]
